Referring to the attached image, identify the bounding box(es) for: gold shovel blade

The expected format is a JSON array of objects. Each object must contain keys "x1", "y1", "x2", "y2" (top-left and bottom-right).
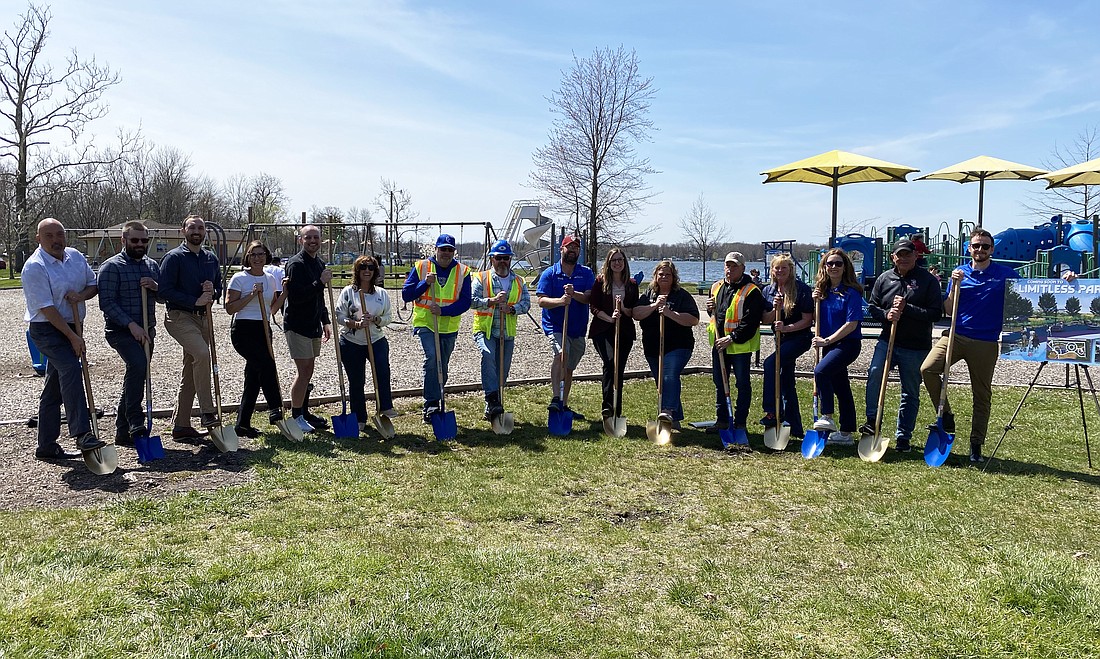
[
  {"x1": 764, "y1": 425, "x2": 792, "y2": 451},
  {"x1": 857, "y1": 433, "x2": 890, "y2": 462}
]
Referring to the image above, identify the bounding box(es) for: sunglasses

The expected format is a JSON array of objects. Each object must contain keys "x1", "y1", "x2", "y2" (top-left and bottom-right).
[
  {"x1": 361, "y1": 264, "x2": 377, "y2": 271},
  {"x1": 438, "y1": 246, "x2": 456, "y2": 252},
  {"x1": 824, "y1": 260, "x2": 845, "y2": 267},
  {"x1": 970, "y1": 243, "x2": 993, "y2": 250},
  {"x1": 493, "y1": 255, "x2": 511, "y2": 261},
  {"x1": 128, "y1": 238, "x2": 151, "y2": 244}
]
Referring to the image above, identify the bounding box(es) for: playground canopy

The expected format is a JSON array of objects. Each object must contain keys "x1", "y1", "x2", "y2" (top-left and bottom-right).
[
  {"x1": 1037, "y1": 156, "x2": 1100, "y2": 188},
  {"x1": 916, "y1": 155, "x2": 1047, "y2": 228}
]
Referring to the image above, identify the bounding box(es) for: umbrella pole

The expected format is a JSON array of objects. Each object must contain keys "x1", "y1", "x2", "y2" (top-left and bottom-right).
[
  {"x1": 831, "y1": 179, "x2": 839, "y2": 243},
  {"x1": 977, "y1": 178, "x2": 985, "y2": 228}
]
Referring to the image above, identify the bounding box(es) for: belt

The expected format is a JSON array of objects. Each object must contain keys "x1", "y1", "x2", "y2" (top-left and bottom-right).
[{"x1": 169, "y1": 306, "x2": 207, "y2": 316}]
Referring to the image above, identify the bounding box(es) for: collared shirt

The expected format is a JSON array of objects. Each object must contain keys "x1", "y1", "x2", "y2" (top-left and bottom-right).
[
  {"x1": 947, "y1": 261, "x2": 1019, "y2": 342},
  {"x1": 97, "y1": 251, "x2": 161, "y2": 331},
  {"x1": 159, "y1": 243, "x2": 222, "y2": 313},
  {"x1": 22, "y1": 246, "x2": 97, "y2": 323},
  {"x1": 284, "y1": 250, "x2": 331, "y2": 337},
  {"x1": 536, "y1": 260, "x2": 595, "y2": 337}
]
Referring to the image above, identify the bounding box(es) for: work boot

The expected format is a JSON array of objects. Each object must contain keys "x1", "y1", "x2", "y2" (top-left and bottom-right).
[{"x1": 486, "y1": 392, "x2": 504, "y2": 417}]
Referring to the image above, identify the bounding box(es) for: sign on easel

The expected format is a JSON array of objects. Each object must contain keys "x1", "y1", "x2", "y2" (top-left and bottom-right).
[{"x1": 1001, "y1": 279, "x2": 1100, "y2": 364}]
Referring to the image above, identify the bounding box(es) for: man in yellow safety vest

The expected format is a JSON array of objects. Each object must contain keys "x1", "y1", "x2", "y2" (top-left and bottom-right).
[{"x1": 471, "y1": 240, "x2": 531, "y2": 421}]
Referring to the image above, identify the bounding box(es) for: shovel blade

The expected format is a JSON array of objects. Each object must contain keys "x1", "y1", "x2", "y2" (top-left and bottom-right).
[
  {"x1": 490, "y1": 412, "x2": 514, "y2": 436},
  {"x1": 857, "y1": 433, "x2": 890, "y2": 462},
  {"x1": 331, "y1": 412, "x2": 359, "y2": 439},
  {"x1": 548, "y1": 410, "x2": 573, "y2": 437},
  {"x1": 801, "y1": 430, "x2": 826, "y2": 459},
  {"x1": 82, "y1": 444, "x2": 119, "y2": 475},
  {"x1": 431, "y1": 410, "x2": 458, "y2": 441},
  {"x1": 275, "y1": 418, "x2": 304, "y2": 442},
  {"x1": 924, "y1": 427, "x2": 955, "y2": 467},
  {"x1": 209, "y1": 426, "x2": 239, "y2": 453},
  {"x1": 764, "y1": 423, "x2": 791, "y2": 451},
  {"x1": 603, "y1": 416, "x2": 627, "y2": 438},
  {"x1": 372, "y1": 413, "x2": 396, "y2": 439},
  {"x1": 718, "y1": 427, "x2": 736, "y2": 449},
  {"x1": 646, "y1": 420, "x2": 673, "y2": 445},
  {"x1": 135, "y1": 435, "x2": 165, "y2": 463}
]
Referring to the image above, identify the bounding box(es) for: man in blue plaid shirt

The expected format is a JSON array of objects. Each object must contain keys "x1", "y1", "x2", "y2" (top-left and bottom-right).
[{"x1": 98, "y1": 221, "x2": 161, "y2": 446}]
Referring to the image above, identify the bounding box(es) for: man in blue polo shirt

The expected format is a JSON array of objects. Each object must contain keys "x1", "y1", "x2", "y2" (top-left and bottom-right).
[{"x1": 536, "y1": 235, "x2": 595, "y2": 417}]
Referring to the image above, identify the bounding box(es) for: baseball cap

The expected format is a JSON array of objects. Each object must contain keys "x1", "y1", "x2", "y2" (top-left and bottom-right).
[
  {"x1": 435, "y1": 234, "x2": 456, "y2": 249},
  {"x1": 724, "y1": 251, "x2": 745, "y2": 265},
  {"x1": 561, "y1": 234, "x2": 580, "y2": 249},
  {"x1": 891, "y1": 238, "x2": 916, "y2": 254}
]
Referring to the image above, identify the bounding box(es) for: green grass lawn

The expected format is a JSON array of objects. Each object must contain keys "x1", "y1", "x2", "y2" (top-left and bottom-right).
[{"x1": 3, "y1": 375, "x2": 1100, "y2": 658}]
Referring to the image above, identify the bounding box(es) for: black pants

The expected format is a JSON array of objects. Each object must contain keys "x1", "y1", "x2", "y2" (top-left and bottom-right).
[
  {"x1": 230, "y1": 319, "x2": 282, "y2": 426},
  {"x1": 591, "y1": 331, "x2": 633, "y2": 417}
]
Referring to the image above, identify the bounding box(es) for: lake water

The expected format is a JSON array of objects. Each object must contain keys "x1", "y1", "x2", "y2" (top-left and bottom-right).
[{"x1": 628, "y1": 259, "x2": 767, "y2": 284}]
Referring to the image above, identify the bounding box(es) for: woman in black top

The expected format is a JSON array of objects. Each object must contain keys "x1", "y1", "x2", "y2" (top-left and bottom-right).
[
  {"x1": 589, "y1": 248, "x2": 639, "y2": 420},
  {"x1": 760, "y1": 253, "x2": 814, "y2": 438},
  {"x1": 633, "y1": 260, "x2": 700, "y2": 428}
]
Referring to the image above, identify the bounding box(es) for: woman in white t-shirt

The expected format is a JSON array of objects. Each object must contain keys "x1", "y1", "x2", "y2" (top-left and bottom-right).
[
  {"x1": 335, "y1": 254, "x2": 394, "y2": 432},
  {"x1": 224, "y1": 240, "x2": 286, "y2": 437}
]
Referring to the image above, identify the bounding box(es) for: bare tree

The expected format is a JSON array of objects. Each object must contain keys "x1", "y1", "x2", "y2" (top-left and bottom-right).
[
  {"x1": 1025, "y1": 125, "x2": 1099, "y2": 222},
  {"x1": 529, "y1": 45, "x2": 658, "y2": 269},
  {"x1": 249, "y1": 172, "x2": 289, "y2": 225},
  {"x1": 0, "y1": 3, "x2": 130, "y2": 262},
  {"x1": 677, "y1": 193, "x2": 728, "y2": 282}
]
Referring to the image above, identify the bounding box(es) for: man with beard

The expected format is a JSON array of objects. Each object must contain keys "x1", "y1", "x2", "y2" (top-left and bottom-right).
[
  {"x1": 22, "y1": 218, "x2": 101, "y2": 459},
  {"x1": 159, "y1": 215, "x2": 222, "y2": 438},
  {"x1": 97, "y1": 221, "x2": 161, "y2": 447},
  {"x1": 536, "y1": 235, "x2": 595, "y2": 417},
  {"x1": 471, "y1": 240, "x2": 531, "y2": 421},
  {"x1": 283, "y1": 224, "x2": 333, "y2": 433},
  {"x1": 402, "y1": 234, "x2": 472, "y2": 423}
]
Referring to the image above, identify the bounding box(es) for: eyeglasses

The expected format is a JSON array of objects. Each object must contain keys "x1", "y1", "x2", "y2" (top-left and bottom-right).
[
  {"x1": 438, "y1": 246, "x2": 456, "y2": 252},
  {"x1": 970, "y1": 243, "x2": 993, "y2": 251},
  {"x1": 248, "y1": 252, "x2": 266, "y2": 259},
  {"x1": 609, "y1": 257, "x2": 625, "y2": 263},
  {"x1": 128, "y1": 238, "x2": 151, "y2": 244},
  {"x1": 493, "y1": 255, "x2": 511, "y2": 262},
  {"x1": 361, "y1": 264, "x2": 377, "y2": 271},
  {"x1": 825, "y1": 261, "x2": 844, "y2": 267}
]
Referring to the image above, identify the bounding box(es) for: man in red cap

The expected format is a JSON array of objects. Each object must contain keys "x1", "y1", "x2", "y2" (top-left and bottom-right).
[{"x1": 536, "y1": 235, "x2": 595, "y2": 417}]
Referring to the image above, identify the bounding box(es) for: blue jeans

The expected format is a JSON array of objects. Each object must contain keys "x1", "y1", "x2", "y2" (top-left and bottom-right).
[
  {"x1": 340, "y1": 336, "x2": 393, "y2": 420},
  {"x1": 762, "y1": 333, "x2": 812, "y2": 435},
  {"x1": 475, "y1": 333, "x2": 514, "y2": 397},
  {"x1": 105, "y1": 328, "x2": 153, "y2": 437},
  {"x1": 815, "y1": 339, "x2": 860, "y2": 432},
  {"x1": 415, "y1": 328, "x2": 457, "y2": 404},
  {"x1": 713, "y1": 349, "x2": 752, "y2": 426},
  {"x1": 29, "y1": 322, "x2": 90, "y2": 448},
  {"x1": 645, "y1": 348, "x2": 692, "y2": 421},
  {"x1": 865, "y1": 338, "x2": 928, "y2": 441}
]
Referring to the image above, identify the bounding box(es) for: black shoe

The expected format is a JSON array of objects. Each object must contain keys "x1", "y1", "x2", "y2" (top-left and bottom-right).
[
  {"x1": 896, "y1": 438, "x2": 912, "y2": 453},
  {"x1": 859, "y1": 421, "x2": 876, "y2": 436},
  {"x1": 171, "y1": 426, "x2": 203, "y2": 440},
  {"x1": 970, "y1": 444, "x2": 984, "y2": 463},
  {"x1": 423, "y1": 402, "x2": 440, "y2": 424},
  {"x1": 760, "y1": 414, "x2": 777, "y2": 429},
  {"x1": 234, "y1": 426, "x2": 261, "y2": 439},
  {"x1": 547, "y1": 398, "x2": 563, "y2": 413},
  {"x1": 268, "y1": 411, "x2": 284, "y2": 425},
  {"x1": 200, "y1": 412, "x2": 220, "y2": 428},
  {"x1": 705, "y1": 421, "x2": 729, "y2": 435},
  {"x1": 35, "y1": 442, "x2": 76, "y2": 460},
  {"x1": 115, "y1": 431, "x2": 134, "y2": 447},
  {"x1": 565, "y1": 407, "x2": 585, "y2": 421},
  {"x1": 303, "y1": 412, "x2": 329, "y2": 430},
  {"x1": 75, "y1": 432, "x2": 105, "y2": 452},
  {"x1": 927, "y1": 414, "x2": 956, "y2": 434}
]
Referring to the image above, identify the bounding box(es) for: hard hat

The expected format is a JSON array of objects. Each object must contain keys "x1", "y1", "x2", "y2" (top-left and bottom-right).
[{"x1": 489, "y1": 240, "x2": 513, "y2": 257}]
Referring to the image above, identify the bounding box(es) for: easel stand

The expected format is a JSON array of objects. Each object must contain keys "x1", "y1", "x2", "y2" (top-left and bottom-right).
[{"x1": 985, "y1": 361, "x2": 1094, "y2": 471}]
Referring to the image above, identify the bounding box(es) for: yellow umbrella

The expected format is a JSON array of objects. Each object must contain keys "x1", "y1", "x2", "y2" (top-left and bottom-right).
[
  {"x1": 916, "y1": 155, "x2": 1047, "y2": 228},
  {"x1": 1035, "y1": 156, "x2": 1100, "y2": 188},
  {"x1": 761, "y1": 149, "x2": 918, "y2": 241}
]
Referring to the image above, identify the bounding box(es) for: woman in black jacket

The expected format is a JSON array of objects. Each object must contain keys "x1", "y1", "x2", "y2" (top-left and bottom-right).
[{"x1": 588, "y1": 248, "x2": 639, "y2": 420}]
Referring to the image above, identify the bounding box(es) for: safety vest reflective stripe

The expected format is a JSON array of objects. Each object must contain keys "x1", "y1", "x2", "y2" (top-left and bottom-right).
[
  {"x1": 708, "y1": 280, "x2": 760, "y2": 354},
  {"x1": 472, "y1": 270, "x2": 521, "y2": 337},
  {"x1": 412, "y1": 259, "x2": 469, "y2": 332}
]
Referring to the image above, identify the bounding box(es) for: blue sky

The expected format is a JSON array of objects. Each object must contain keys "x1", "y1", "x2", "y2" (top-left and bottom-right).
[{"x1": 35, "y1": 0, "x2": 1100, "y2": 244}]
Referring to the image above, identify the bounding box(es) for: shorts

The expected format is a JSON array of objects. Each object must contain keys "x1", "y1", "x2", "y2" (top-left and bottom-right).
[
  {"x1": 285, "y1": 330, "x2": 322, "y2": 359},
  {"x1": 549, "y1": 332, "x2": 585, "y2": 372}
]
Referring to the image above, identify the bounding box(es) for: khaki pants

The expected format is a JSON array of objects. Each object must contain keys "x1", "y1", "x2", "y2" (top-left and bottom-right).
[
  {"x1": 920, "y1": 333, "x2": 998, "y2": 447},
  {"x1": 165, "y1": 309, "x2": 214, "y2": 427}
]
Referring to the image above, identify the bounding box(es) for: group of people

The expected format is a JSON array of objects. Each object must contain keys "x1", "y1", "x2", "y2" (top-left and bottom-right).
[{"x1": 24, "y1": 214, "x2": 1051, "y2": 465}]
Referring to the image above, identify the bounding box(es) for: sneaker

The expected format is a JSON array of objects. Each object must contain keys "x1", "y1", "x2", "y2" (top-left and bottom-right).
[
  {"x1": 75, "y1": 432, "x2": 106, "y2": 452},
  {"x1": 294, "y1": 415, "x2": 316, "y2": 433},
  {"x1": 200, "y1": 412, "x2": 220, "y2": 428},
  {"x1": 423, "y1": 403, "x2": 440, "y2": 424},
  {"x1": 928, "y1": 413, "x2": 956, "y2": 435},
  {"x1": 657, "y1": 411, "x2": 674, "y2": 423},
  {"x1": 760, "y1": 413, "x2": 777, "y2": 429},
  {"x1": 970, "y1": 445, "x2": 984, "y2": 463},
  {"x1": 268, "y1": 411, "x2": 284, "y2": 425},
  {"x1": 565, "y1": 407, "x2": 585, "y2": 421},
  {"x1": 896, "y1": 438, "x2": 912, "y2": 453},
  {"x1": 813, "y1": 416, "x2": 838, "y2": 433},
  {"x1": 115, "y1": 430, "x2": 135, "y2": 447},
  {"x1": 858, "y1": 421, "x2": 876, "y2": 437},
  {"x1": 358, "y1": 421, "x2": 368, "y2": 434},
  {"x1": 547, "y1": 398, "x2": 564, "y2": 413},
  {"x1": 381, "y1": 409, "x2": 399, "y2": 419},
  {"x1": 827, "y1": 432, "x2": 855, "y2": 447},
  {"x1": 303, "y1": 412, "x2": 329, "y2": 430}
]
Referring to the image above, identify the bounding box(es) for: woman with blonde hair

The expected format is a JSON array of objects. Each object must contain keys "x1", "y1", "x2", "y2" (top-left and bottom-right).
[
  {"x1": 589, "y1": 248, "x2": 638, "y2": 421},
  {"x1": 632, "y1": 260, "x2": 700, "y2": 428},
  {"x1": 760, "y1": 253, "x2": 814, "y2": 439},
  {"x1": 810, "y1": 248, "x2": 863, "y2": 445}
]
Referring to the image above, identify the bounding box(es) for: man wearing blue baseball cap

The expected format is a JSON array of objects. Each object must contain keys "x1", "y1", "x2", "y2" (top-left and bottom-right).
[
  {"x1": 402, "y1": 234, "x2": 472, "y2": 423},
  {"x1": 471, "y1": 239, "x2": 531, "y2": 421}
]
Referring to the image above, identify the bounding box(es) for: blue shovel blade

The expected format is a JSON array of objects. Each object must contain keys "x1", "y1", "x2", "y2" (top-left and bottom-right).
[
  {"x1": 548, "y1": 409, "x2": 574, "y2": 436},
  {"x1": 332, "y1": 412, "x2": 359, "y2": 439},
  {"x1": 924, "y1": 426, "x2": 955, "y2": 467},
  {"x1": 431, "y1": 410, "x2": 457, "y2": 441},
  {"x1": 719, "y1": 427, "x2": 735, "y2": 449},
  {"x1": 731, "y1": 426, "x2": 749, "y2": 446},
  {"x1": 801, "y1": 429, "x2": 826, "y2": 459}
]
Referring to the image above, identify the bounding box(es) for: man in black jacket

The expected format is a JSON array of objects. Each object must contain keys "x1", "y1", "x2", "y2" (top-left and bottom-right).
[
  {"x1": 862, "y1": 238, "x2": 943, "y2": 452},
  {"x1": 284, "y1": 225, "x2": 333, "y2": 433}
]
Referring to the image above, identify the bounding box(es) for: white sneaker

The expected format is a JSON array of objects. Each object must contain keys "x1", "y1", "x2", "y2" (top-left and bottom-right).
[
  {"x1": 827, "y1": 431, "x2": 855, "y2": 446},
  {"x1": 295, "y1": 415, "x2": 315, "y2": 433},
  {"x1": 813, "y1": 416, "x2": 838, "y2": 433}
]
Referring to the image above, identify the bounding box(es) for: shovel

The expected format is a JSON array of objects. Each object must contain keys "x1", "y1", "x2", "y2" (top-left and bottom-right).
[
  {"x1": 603, "y1": 299, "x2": 627, "y2": 438},
  {"x1": 206, "y1": 304, "x2": 239, "y2": 453},
  {"x1": 259, "y1": 292, "x2": 304, "y2": 441},
  {"x1": 326, "y1": 285, "x2": 359, "y2": 438},
  {"x1": 925, "y1": 288, "x2": 962, "y2": 468},
  {"x1": 135, "y1": 287, "x2": 165, "y2": 462},
  {"x1": 858, "y1": 318, "x2": 897, "y2": 462},
  {"x1": 802, "y1": 300, "x2": 827, "y2": 459},
  {"x1": 429, "y1": 288, "x2": 458, "y2": 441},
  {"x1": 764, "y1": 327, "x2": 792, "y2": 450},
  {"x1": 70, "y1": 300, "x2": 118, "y2": 475},
  {"x1": 645, "y1": 311, "x2": 673, "y2": 445},
  {"x1": 359, "y1": 289, "x2": 395, "y2": 439},
  {"x1": 715, "y1": 348, "x2": 742, "y2": 449},
  {"x1": 548, "y1": 302, "x2": 574, "y2": 436},
  {"x1": 491, "y1": 309, "x2": 515, "y2": 435}
]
